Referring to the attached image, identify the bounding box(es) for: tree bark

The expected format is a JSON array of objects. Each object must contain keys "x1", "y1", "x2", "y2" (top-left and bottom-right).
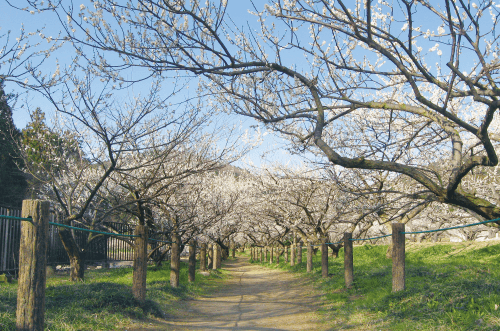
[
  {"x1": 16, "y1": 200, "x2": 50, "y2": 331},
  {"x1": 57, "y1": 228, "x2": 85, "y2": 281},
  {"x1": 290, "y1": 244, "x2": 296, "y2": 266}
]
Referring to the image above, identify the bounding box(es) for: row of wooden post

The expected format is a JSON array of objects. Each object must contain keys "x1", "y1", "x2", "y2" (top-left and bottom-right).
[
  {"x1": 250, "y1": 222, "x2": 406, "y2": 292},
  {"x1": 15, "y1": 199, "x2": 237, "y2": 331}
]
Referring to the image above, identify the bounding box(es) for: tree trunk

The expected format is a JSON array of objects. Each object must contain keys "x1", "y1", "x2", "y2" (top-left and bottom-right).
[{"x1": 58, "y1": 228, "x2": 85, "y2": 281}]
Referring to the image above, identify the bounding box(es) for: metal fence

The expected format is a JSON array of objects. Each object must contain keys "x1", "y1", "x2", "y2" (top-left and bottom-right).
[
  {"x1": 0, "y1": 207, "x2": 22, "y2": 274},
  {"x1": 0, "y1": 206, "x2": 147, "y2": 274}
]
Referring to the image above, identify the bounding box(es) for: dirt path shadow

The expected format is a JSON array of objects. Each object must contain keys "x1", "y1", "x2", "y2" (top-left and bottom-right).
[{"x1": 125, "y1": 256, "x2": 326, "y2": 330}]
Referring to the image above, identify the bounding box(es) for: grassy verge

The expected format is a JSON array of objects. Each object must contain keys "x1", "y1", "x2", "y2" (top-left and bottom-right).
[
  {"x1": 0, "y1": 261, "x2": 229, "y2": 330},
  {"x1": 250, "y1": 241, "x2": 500, "y2": 330}
]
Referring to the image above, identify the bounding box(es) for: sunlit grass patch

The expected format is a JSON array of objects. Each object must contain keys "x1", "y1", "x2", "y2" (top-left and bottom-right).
[
  {"x1": 0, "y1": 260, "x2": 228, "y2": 330},
  {"x1": 251, "y1": 242, "x2": 500, "y2": 330}
]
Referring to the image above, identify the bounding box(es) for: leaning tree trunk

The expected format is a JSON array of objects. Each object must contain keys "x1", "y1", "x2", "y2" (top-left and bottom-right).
[
  {"x1": 328, "y1": 244, "x2": 341, "y2": 258},
  {"x1": 58, "y1": 228, "x2": 85, "y2": 281}
]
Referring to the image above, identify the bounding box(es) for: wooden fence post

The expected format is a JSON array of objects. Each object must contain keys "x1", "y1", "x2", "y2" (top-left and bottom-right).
[
  {"x1": 270, "y1": 246, "x2": 274, "y2": 264},
  {"x1": 170, "y1": 232, "x2": 181, "y2": 288},
  {"x1": 290, "y1": 244, "x2": 296, "y2": 266},
  {"x1": 216, "y1": 244, "x2": 222, "y2": 269},
  {"x1": 307, "y1": 242, "x2": 313, "y2": 272},
  {"x1": 132, "y1": 223, "x2": 148, "y2": 302},
  {"x1": 321, "y1": 238, "x2": 328, "y2": 278},
  {"x1": 188, "y1": 240, "x2": 196, "y2": 282},
  {"x1": 392, "y1": 223, "x2": 405, "y2": 292},
  {"x1": 213, "y1": 243, "x2": 219, "y2": 270},
  {"x1": 344, "y1": 232, "x2": 353, "y2": 288},
  {"x1": 297, "y1": 242, "x2": 303, "y2": 265},
  {"x1": 207, "y1": 243, "x2": 213, "y2": 269},
  {"x1": 16, "y1": 200, "x2": 50, "y2": 331},
  {"x1": 200, "y1": 243, "x2": 207, "y2": 271}
]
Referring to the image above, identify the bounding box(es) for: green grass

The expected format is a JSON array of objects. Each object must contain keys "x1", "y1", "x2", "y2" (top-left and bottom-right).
[
  {"x1": 0, "y1": 261, "x2": 229, "y2": 330},
  {"x1": 251, "y1": 241, "x2": 500, "y2": 330}
]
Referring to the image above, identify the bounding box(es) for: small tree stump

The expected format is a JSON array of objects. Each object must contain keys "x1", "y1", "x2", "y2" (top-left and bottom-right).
[{"x1": 16, "y1": 199, "x2": 50, "y2": 331}]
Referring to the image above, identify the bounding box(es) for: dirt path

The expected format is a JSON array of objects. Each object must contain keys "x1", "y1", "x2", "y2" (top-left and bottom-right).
[{"x1": 130, "y1": 256, "x2": 327, "y2": 330}]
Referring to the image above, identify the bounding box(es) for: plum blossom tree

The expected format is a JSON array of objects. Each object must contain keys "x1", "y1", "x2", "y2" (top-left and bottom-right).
[{"x1": 23, "y1": 0, "x2": 500, "y2": 224}]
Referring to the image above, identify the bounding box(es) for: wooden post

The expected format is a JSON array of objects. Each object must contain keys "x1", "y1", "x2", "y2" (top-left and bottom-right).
[
  {"x1": 216, "y1": 244, "x2": 222, "y2": 268},
  {"x1": 321, "y1": 238, "x2": 328, "y2": 278},
  {"x1": 16, "y1": 200, "x2": 50, "y2": 331},
  {"x1": 213, "y1": 243, "x2": 219, "y2": 270},
  {"x1": 270, "y1": 246, "x2": 274, "y2": 264},
  {"x1": 344, "y1": 233, "x2": 353, "y2": 288},
  {"x1": 307, "y1": 242, "x2": 313, "y2": 272},
  {"x1": 188, "y1": 240, "x2": 196, "y2": 282},
  {"x1": 200, "y1": 243, "x2": 207, "y2": 271},
  {"x1": 207, "y1": 243, "x2": 213, "y2": 269},
  {"x1": 290, "y1": 244, "x2": 296, "y2": 266},
  {"x1": 170, "y1": 232, "x2": 181, "y2": 288},
  {"x1": 284, "y1": 245, "x2": 289, "y2": 263},
  {"x1": 392, "y1": 223, "x2": 406, "y2": 292},
  {"x1": 297, "y1": 242, "x2": 303, "y2": 265},
  {"x1": 132, "y1": 223, "x2": 148, "y2": 302}
]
